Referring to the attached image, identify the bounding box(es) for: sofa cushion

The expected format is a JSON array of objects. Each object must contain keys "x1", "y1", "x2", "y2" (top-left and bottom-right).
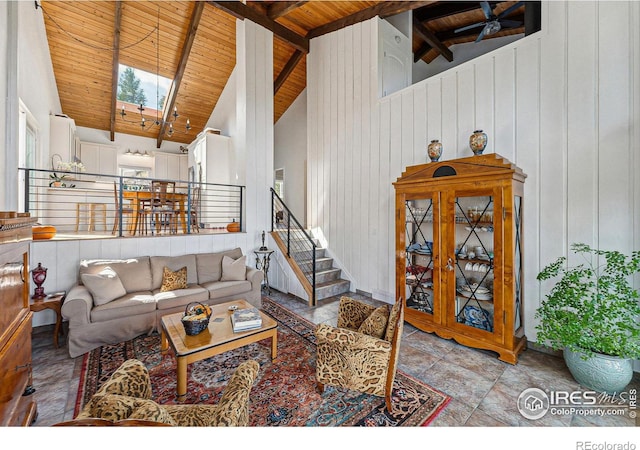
[
  {"x1": 80, "y1": 266, "x2": 127, "y2": 306},
  {"x1": 204, "y1": 280, "x2": 252, "y2": 299},
  {"x1": 196, "y1": 248, "x2": 243, "y2": 284},
  {"x1": 160, "y1": 266, "x2": 188, "y2": 292},
  {"x1": 357, "y1": 304, "x2": 389, "y2": 339},
  {"x1": 79, "y1": 257, "x2": 152, "y2": 293},
  {"x1": 221, "y1": 255, "x2": 247, "y2": 281},
  {"x1": 154, "y1": 285, "x2": 209, "y2": 311},
  {"x1": 90, "y1": 292, "x2": 157, "y2": 323},
  {"x1": 150, "y1": 255, "x2": 198, "y2": 289}
]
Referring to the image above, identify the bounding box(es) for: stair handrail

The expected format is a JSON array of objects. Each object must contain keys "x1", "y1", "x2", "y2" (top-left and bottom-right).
[{"x1": 270, "y1": 187, "x2": 316, "y2": 306}]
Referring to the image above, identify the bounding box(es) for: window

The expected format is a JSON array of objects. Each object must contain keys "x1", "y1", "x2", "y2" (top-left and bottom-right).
[{"x1": 117, "y1": 64, "x2": 171, "y2": 111}]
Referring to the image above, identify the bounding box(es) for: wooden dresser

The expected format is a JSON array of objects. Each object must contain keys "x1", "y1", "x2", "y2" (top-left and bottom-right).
[{"x1": 0, "y1": 213, "x2": 38, "y2": 426}]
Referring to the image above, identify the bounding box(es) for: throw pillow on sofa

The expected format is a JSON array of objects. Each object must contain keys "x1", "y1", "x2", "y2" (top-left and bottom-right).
[
  {"x1": 161, "y1": 266, "x2": 188, "y2": 292},
  {"x1": 221, "y1": 255, "x2": 247, "y2": 281},
  {"x1": 80, "y1": 266, "x2": 127, "y2": 306},
  {"x1": 357, "y1": 304, "x2": 389, "y2": 339}
]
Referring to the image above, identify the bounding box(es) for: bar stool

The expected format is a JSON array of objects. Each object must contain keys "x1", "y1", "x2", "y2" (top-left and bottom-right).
[{"x1": 75, "y1": 203, "x2": 107, "y2": 232}]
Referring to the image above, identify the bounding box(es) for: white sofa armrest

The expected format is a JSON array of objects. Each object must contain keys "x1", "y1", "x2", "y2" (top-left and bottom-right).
[
  {"x1": 246, "y1": 267, "x2": 264, "y2": 290},
  {"x1": 61, "y1": 284, "x2": 93, "y2": 327}
]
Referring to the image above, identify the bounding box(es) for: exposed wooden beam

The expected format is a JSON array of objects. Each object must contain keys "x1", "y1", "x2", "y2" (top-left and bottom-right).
[
  {"x1": 413, "y1": 2, "x2": 482, "y2": 23},
  {"x1": 109, "y1": 1, "x2": 122, "y2": 142},
  {"x1": 274, "y1": 50, "x2": 304, "y2": 94},
  {"x1": 414, "y1": 42, "x2": 431, "y2": 63},
  {"x1": 267, "y1": 1, "x2": 308, "y2": 20},
  {"x1": 207, "y1": 1, "x2": 309, "y2": 53},
  {"x1": 157, "y1": 1, "x2": 205, "y2": 148},
  {"x1": 412, "y1": 16, "x2": 453, "y2": 62},
  {"x1": 306, "y1": 1, "x2": 433, "y2": 40}
]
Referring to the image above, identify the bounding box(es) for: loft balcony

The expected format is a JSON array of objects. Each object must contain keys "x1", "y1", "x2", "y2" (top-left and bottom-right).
[{"x1": 19, "y1": 168, "x2": 244, "y2": 240}]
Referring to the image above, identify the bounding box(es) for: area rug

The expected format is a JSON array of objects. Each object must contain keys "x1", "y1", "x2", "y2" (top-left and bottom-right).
[{"x1": 75, "y1": 297, "x2": 450, "y2": 426}]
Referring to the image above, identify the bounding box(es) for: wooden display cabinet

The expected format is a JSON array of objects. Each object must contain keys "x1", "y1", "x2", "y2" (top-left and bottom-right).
[
  {"x1": 0, "y1": 214, "x2": 38, "y2": 425},
  {"x1": 393, "y1": 154, "x2": 526, "y2": 364}
]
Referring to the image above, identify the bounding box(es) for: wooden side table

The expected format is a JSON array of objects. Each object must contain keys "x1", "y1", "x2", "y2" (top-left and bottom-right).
[{"x1": 30, "y1": 291, "x2": 66, "y2": 348}]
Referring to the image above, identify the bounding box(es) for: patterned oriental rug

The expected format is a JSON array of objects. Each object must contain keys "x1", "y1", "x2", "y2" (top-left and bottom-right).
[{"x1": 75, "y1": 296, "x2": 451, "y2": 426}]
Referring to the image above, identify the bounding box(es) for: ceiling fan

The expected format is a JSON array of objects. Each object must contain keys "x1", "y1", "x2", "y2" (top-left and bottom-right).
[{"x1": 455, "y1": 1, "x2": 524, "y2": 43}]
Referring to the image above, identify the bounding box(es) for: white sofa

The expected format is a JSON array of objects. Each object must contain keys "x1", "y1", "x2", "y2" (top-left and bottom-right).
[{"x1": 61, "y1": 248, "x2": 263, "y2": 358}]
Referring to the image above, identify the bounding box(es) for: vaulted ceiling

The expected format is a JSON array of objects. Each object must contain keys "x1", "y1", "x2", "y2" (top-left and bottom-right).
[{"x1": 41, "y1": 1, "x2": 533, "y2": 147}]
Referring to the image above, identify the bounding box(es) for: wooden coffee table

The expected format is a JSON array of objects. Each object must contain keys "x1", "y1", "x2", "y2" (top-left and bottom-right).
[{"x1": 160, "y1": 299, "x2": 277, "y2": 402}]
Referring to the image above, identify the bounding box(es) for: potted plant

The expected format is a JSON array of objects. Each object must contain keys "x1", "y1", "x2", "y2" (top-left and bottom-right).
[
  {"x1": 49, "y1": 173, "x2": 75, "y2": 188},
  {"x1": 536, "y1": 243, "x2": 640, "y2": 394}
]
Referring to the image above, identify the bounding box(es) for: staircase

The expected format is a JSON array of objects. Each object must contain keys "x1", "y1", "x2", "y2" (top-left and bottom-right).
[
  {"x1": 270, "y1": 188, "x2": 350, "y2": 306},
  {"x1": 273, "y1": 230, "x2": 350, "y2": 303}
]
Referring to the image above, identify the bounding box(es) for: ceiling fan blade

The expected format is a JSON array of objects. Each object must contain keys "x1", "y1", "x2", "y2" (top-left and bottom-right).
[
  {"x1": 480, "y1": 1, "x2": 493, "y2": 19},
  {"x1": 499, "y1": 19, "x2": 523, "y2": 28},
  {"x1": 475, "y1": 24, "x2": 490, "y2": 43},
  {"x1": 497, "y1": 1, "x2": 524, "y2": 19},
  {"x1": 455, "y1": 22, "x2": 486, "y2": 33}
]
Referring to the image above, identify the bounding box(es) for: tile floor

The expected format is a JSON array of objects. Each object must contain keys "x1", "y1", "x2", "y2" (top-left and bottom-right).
[{"x1": 29, "y1": 290, "x2": 638, "y2": 429}]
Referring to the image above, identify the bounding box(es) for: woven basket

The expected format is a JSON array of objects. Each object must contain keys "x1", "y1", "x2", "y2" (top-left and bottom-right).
[{"x1": 181, "y1": 302, "x2": 211, "y2": 336}]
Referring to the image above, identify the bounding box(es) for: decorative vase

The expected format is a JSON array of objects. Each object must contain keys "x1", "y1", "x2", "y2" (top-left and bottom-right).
[
  {"x1": 31, "y1": 262, "x2": 47, "y2": 300},
  {"x1": 563, "y1": 347, "x2": 633, "y2": 395},
  {"x1": 469, "y1": 130, "x2": 487, "y2": 155},
  {"x1": 226, "y1": 219, "x2": 240, "y2": 233},
  {"x1": 427, "y1": 140, "x2": 443, "y2": 162}
]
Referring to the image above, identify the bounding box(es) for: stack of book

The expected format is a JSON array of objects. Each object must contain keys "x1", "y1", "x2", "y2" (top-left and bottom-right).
[{"x1": 231, "y1": 307, "x2": 262, "y2": 332}]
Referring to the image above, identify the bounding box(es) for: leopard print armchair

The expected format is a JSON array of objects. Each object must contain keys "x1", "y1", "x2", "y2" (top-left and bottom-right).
[
  {"x1": 314, "y1": 296, "x2": 404, "y2": 412},
  {"x1": 61, "y1": 359, "x2": 259, "y2": 426}
]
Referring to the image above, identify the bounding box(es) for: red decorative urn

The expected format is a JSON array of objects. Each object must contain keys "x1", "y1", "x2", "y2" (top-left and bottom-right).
[{"x1": 31, "y1": 262, "x2": 47, "y2": 300}]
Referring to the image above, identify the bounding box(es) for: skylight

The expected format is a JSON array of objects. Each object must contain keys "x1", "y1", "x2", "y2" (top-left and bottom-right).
[{"x1": 117, "y1": 64, "x2": 171, "y2": 111}]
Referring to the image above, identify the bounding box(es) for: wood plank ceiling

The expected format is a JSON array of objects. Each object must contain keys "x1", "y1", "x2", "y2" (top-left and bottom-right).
[{"x1": 41, "y1": 1, "x2": 530, "y2": 147}]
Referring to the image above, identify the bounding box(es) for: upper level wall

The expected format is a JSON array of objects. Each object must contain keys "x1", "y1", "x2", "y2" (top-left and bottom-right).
[{"x1": 306, "y1": 2, "x2": 640, "y2": 342}]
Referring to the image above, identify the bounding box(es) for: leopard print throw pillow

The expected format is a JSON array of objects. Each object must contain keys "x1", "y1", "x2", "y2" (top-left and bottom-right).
[{"x1": 160, "y1": 266, "x2": 188, "y2": 292}]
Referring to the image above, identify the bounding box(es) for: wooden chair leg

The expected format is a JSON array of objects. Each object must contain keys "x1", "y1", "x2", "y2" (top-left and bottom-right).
[{"x1": 385, "y1": 391, "x2": 393, "y2": 413}]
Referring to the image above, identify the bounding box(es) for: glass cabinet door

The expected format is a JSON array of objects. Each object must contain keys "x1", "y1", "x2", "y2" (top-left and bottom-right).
[
  {"x1": 449, "y1": 193, "x2": 497, "y2": 334},
  {"x1": 404, "y1": 197, "x2": 437, "y2": 317}
]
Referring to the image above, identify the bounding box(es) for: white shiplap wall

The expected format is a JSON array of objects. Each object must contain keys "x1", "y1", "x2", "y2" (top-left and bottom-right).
[{"x1": 306, "y1": 1, "x2": 640, "y2": 343}]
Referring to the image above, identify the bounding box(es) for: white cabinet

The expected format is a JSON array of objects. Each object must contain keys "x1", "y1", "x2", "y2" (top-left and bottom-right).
[
  {"x1": 49, "y1": 115, "x2": 78, "y2": 166},
  {"x1": 79, "y1": 142, "x2": 117, "y2": 180},
  {"x1": 154, "y1": 152, "x2": 188, "y2": 183},
  {"x1": 190, "y1": 133, "x2": 232, "y2": 185}
]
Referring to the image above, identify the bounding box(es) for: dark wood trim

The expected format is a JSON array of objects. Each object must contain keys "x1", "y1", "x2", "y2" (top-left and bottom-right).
[
  {"x1": 207, "y1": 1, "x2": 309, "y2": 53},
  {"x1": 157, "y1": 1, "x2": 205, "y2": 148},
  {"x1": 274, "y1": 50, "x2": 304, "y2": 94},
  {"x1": 412, "y1": 16, "x2": 453, "y2": 62},
  {"x1": 413, "y1": 2, "x2": 482, "y2": 23},
  {"x1": 306, "y1": 1, "x2": 432, "y2": 40},
  {"x1": 267, "y1": 1, "x2": 308, "y2": 20},
  {"x1": 109, "y1": 1, "x2": 122, "y2": 142},
  {"x1": 413, "y1": 42, "x2": 431, "y2": 63}
]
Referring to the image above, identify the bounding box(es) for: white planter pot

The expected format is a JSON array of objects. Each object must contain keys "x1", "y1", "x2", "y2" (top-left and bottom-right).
[{"x1": 564, "y1": 348, "x2": 633, "y2": 395}]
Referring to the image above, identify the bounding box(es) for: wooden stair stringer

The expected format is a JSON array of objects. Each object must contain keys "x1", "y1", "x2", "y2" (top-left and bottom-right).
[{"x1": 270, "y1": 231, "x2": 315, "y2": 305}]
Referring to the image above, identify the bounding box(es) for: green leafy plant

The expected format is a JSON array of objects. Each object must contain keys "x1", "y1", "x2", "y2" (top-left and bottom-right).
[{"x1": 536, "y1": 243, "x2": 640, "y2": 359}]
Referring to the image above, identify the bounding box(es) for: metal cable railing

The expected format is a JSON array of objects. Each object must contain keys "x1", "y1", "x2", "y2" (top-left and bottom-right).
[
  {"x1": 270, "y1": 187, "x2": 316, "y2": 306},
  {"x1": 20, "y1": 168, "x2": 244, "y2": 237}
]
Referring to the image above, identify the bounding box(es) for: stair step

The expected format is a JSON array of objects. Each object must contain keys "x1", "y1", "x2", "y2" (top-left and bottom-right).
[
  {"x1": 315, "y1": 279, "x2": 350, "y2": 301},
  {"x1": 290, "y1": 247, "x2": 326, "y2": 261},
  {"x1": 298, "y1": 256, "x2": 334, "y2": 272},
  {"x1": 309, "y1": 267, "x2": 342, "y2": 284}
]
